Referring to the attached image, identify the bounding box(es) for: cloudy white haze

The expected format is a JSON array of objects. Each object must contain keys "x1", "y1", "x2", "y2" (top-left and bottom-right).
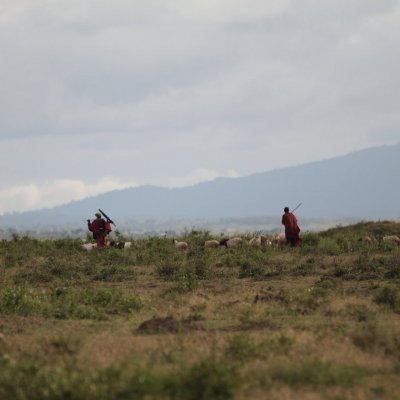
[{"x1": 1, "y1": 0, "x2": 399, "y2": 214}]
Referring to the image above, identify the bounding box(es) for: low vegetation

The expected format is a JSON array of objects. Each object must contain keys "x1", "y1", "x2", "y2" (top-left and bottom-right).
[{"x1": 0, "y1": 222, "x2": 399, "y2": 399}]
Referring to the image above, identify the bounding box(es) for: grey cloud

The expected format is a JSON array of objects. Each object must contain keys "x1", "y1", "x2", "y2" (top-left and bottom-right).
[
  {"x1": 2, "y1": 1, "x2": 399, "y2": 139},
  {"x1": 0, "y1": 0, "x2": 399, "y2": 213}
]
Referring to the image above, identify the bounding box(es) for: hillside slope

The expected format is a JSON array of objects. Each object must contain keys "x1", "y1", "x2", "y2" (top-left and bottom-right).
[{"x1": 1, "y1": 143, "x2": 399, "y2": 228}]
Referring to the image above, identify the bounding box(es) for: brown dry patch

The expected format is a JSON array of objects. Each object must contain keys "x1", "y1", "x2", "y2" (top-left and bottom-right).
[
  {"x1": 253, "y1": 290, "x2": 285, "y2": 304},
  {"x1": 137, "y1": 315, "x2": 205, "y2": 334},
  {"x1": 323, "y1": 296, "x2": 378, "y2": 315},
  {"x1": 78, "y1": 330, "x2": 136, "y2": 367}
]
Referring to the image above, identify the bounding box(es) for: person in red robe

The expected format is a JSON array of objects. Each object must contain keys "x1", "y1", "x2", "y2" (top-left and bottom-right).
[
  {"x1": 281, "y1": 207, "x2": 302, "y2": 246},
  {"x1": 87, "y1": 212, "x2": 111, "y2": 248}
]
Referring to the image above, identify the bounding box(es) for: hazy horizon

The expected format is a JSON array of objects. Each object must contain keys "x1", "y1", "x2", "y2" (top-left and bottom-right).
[{"x1": 1, "y1": 143, "x2": 397, "y2": 216}]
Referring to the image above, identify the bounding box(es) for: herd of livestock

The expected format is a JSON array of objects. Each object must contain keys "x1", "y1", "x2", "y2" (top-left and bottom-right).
[{"x1": 81, "y1": 233, "x2": 400, "y2": 251}]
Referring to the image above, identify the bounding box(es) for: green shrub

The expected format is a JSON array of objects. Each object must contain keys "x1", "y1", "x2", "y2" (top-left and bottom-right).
[
  {"x1": 344, "y1": 304, "x2": 373, "y2": 322},
  {"x1": 0, "y1": 358, "x2": 93, "y2": 400},
  {"x1": 268, "y1": 359, "x2": 366, "y2": 387},
  {"x1": 50, "y1": 286, "x2": 143, "y2": 319},
  {"x1": 174, "y1": 271, "x2": 199, "y2": 293},
  {"x1": 332, "y1": 255, "x2": 382, "y2": 281},
  {"x1": 239, "y1": 261, "x2": 264, "y2": 279},
  {"x1": 384, "y1": 253, "x2": 400, "y2": 278},
  {"x1": 155, "y1": 257, "x2": 184, "y2": 280},
  {"x1": 264, "y1": 334, "x2": 294, "y2": 355},
  {"x1": 351, "y1": 321, "x2": 400, "y2": 357},
  {"x1": 333, "y1": 264, "x2": 356, "y2": 280},
  {"x1": 0, "y1": 356, "x2": 239, "y2": 400},
  {"x1": 302, "y1": 232, "x2": 320, "y2": 246},
  {"x1": 318, "y1": 238, "x2": 341, "y2": 256},
  {"x1": 180, "y1": 359, "x2": 239, "y2": 399},
  {"x1": 0, "y1": 286, "x2": 43, "y2": 316},
  {"x1": 187, "y1": 252, "x2": 214, "y2": 280},
  {"x1": 374, "y1": 285, "x2": 400, "y2": 311},
  {"x1": 291, "y1": 261, "x2": 316, "y2": 276},
  {"x1": 291, "y1": 287, "x2": 328, "y2": 313},
  {"x1": 225, "y1": 335, "x2": 261, "y2": 362},
  {"x1": 3, "y1": 252, "x2": 26, "y2": 268},
  {"x1": 92, "y1": 265, "x2": 136, "y2": 282}
]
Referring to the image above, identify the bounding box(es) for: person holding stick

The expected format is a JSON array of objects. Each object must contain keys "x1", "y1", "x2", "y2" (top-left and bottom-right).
[
  {"x1": 87, "y1": 212, "x2": 111, "y2": 248},
  {"x1": 281, "y1": 206, "x2": 302, "y2": 246}
]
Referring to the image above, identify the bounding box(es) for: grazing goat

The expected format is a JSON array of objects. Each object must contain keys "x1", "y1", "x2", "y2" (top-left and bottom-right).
[
  {"x1": 109, "y1": 241, "x2": 132, "y2": 249},
  {"x1": 81, "y1": 243, "x2": 97, "y2": 251},
  {"x1": 359, "y1": 236, "x2": 373, "y2": 244},
  {"x1": 273, "y1": 233, "x2": 287, "y2": 247},
  {"x1": 219, "y1": 237, "x2": 243, "y2": 248},
  {"x1": 382, "y1": 235, "x2": 400, "y2": 246},
  {"x1": 249, "y1": 235, "x2": 272, "y2": 247},
  {"x1": 204, "y1": 240, "x2": 220, "y2": 249},
  {"x1": 173, "y1": 239, "x2": 189, "y2": 251}
]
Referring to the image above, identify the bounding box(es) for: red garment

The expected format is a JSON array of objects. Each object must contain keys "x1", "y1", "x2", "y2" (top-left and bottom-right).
[
  {"x1": 282, "y1": 211, "x2": 301, "y2": 246},
  {"x1": 88, "y1": 218, "x2": 107, "y2": 248}
]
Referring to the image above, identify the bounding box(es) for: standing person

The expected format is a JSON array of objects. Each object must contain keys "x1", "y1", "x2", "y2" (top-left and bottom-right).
[
  {"x1": 87, "y1": 212, "x2": 111, "y2": 248},
  {"x1": 281, "y1": 207, "x2": 302, "y2": 246}
]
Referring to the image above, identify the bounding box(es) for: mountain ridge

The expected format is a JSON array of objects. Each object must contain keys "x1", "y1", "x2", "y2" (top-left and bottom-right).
[{"x1": 1, "y1": 142, "x2": 399, "y2": 230}]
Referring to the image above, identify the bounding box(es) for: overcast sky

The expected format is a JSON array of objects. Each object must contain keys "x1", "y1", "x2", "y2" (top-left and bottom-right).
[{"x1": 1, "y1": 0, "x2": 399, "y2": 214}]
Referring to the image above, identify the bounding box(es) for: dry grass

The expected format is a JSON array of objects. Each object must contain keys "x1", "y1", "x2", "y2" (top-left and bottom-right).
[{"x1": 0, "y1": 226, "x2": 400, "y2": 399}]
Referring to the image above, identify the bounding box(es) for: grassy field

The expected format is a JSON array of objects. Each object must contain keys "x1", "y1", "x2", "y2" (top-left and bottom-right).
[{"x1": 0, "y1": 222, "x2": 400, "y2": 399}]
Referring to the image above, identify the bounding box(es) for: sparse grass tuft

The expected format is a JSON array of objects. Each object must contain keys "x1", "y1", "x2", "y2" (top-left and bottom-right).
[
  {"x1": 267, "y1": 359, "x2": 367, "y2": 388},
  {"x1": 179, "y1": 359, "x2": 240, "y2": 399},
  {"x1": 225, "y1": 334, "x2": 261, "y2": 362},
  {"x1": 374, "y1": 285, "x2": 400, "y2": 311}
]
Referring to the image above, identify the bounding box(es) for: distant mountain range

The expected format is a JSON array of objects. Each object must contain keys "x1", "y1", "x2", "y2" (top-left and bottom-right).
[{"x1": 1, "y1": 143, "x2": 399, "y2": 234}]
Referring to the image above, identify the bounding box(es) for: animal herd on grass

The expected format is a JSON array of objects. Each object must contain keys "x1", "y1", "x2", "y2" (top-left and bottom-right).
[
  {"x1": 176, "y1": 235, "x2": 276, "y2": 252},
  {"x1": 81, "y1": 233, "x2": 400, "y2": 252},
  {"x1": 81, "y1": 234, "x2": 281, "y2": 252}
]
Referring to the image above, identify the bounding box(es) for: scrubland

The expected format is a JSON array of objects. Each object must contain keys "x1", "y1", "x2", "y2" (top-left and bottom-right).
[{"x1": 0, "y1": 221, "x2": 400, "y2": 399}]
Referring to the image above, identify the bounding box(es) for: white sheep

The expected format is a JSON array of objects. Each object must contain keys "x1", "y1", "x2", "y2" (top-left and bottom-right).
[
  {"x1": 273, "y1": 233, "x2": 287, "y2": 247},
  {"x1": 359, "y1": 236, "x2": 373, "y2": 244},
  {"x1": 173, "y1": 239, "x2": 189, "y2": 251},
  {"x1": 382, "y1": 235, "x2": 400, "y2": 246},
  {"x1": 249, "y1": 235, "x2": 272, "y2": 247},
  {"x1": 81, "y1": 243, "x2": 97, "y2": 251},
  {"x1": 204, "y1": 240, "x2": 220, "y2": 249}
]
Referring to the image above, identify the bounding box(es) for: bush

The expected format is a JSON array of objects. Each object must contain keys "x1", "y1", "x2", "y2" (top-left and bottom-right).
[
  {"x1": 302, "y1": 232, "x2": 320, "y2": 246},
  {"x1": 291, "y1": 287, "x2": 328, "y2": 314},
  {"x1": 180, "y1": 359, "x2": 239, "y2": 399},
  {"x1": 237, "y1": 251, "x2": 267, "y2": 279},
  {"x1": 0, "y1": 286, "x2": 43, "y2": 316},
  {"x1": 174, "y1": 271, "x2": 199, "y2": 293},
  {"x1": 187, "y1": 252, "x2": 214, "y2": 280},
  {"x1": 0, "y1": 285, "x2": 143, "y2": 319},
  {"x1": 155, "y1": 256, "x2": 184, "y2": 280},
  {"x1": 351, "y1": 321, "x2": 400, "y2": 357},
  {"x1": 50, "y1": 286, "x2": 143, "y2": 319},
  {"x1": 0, "y1": 357, "x2": 240, "y2": 400},
  {"x1": 374, "y1": 285, "x2": 400, "y2": 311},
  {"x1": 291, "y1": 260, "x2": 316, "y2": 276},
  {"x1": 335, "y1": 236, "x2": 354, "y2": 253},
  {"x1": 318, "y1": 238, "x2": 341, "y2": 256},
  {"x1": 384, "y1": 253, "x2": 400, "y2": 278},
  {"x1": 268, "y1": 359, "x2": 366, "y2": 388},
  {"x1": 92, "y1": 265, "x2": 136, "y2": 282},
  {"x1": 225, "y1": 335, "x2": 261, "y2": 362},
  {"x1": 239, "y1": 261, "x2": 264, "y2": 279}
]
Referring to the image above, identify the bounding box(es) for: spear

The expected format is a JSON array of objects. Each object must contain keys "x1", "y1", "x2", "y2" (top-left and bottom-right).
[
  {"x1": 291, "y1": 203, "x2": 302, "y2": 213},
  {"x1": 98, "y1": 209, "x2": 116, "y2": 227}
]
